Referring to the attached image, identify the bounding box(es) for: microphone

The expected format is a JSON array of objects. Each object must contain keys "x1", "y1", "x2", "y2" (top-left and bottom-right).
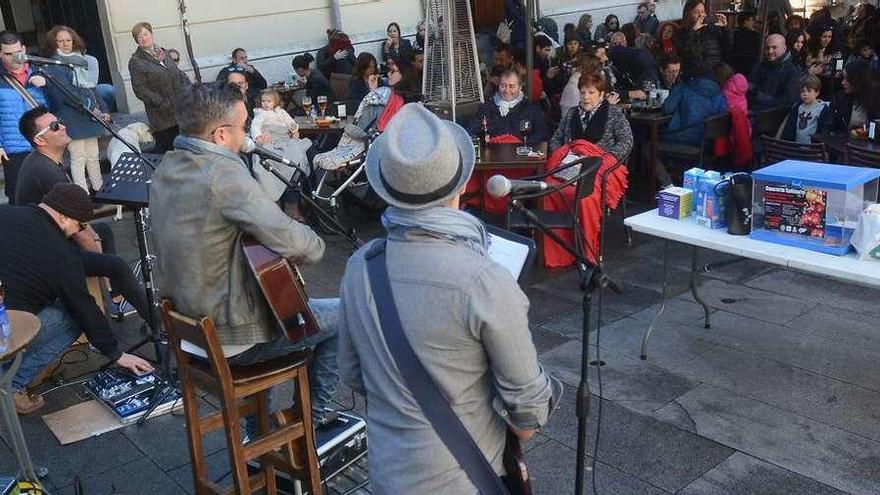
[
  {"x1": 242, "y1": 137, "x2": 296, "y2": 167},
  {"x1": 487, "y1": 175, "x2": 548, "y2": 199},
  {"x1": 12, "y1": 52, "x2": 88, "y2": 68}
]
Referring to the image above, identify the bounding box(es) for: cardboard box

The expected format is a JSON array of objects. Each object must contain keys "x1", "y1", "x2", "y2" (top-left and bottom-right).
[{"x1": 658, "y1": 187, "x2": 693, "y2": 220}]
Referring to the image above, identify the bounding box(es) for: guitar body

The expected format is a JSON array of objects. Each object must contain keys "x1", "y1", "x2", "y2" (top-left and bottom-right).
[
  {"x1": 502, "y1": 429, "x2": 533, "y2": 495},
  {"x1": 241, "y1": 235, "x2": 319, "y2": 343}
]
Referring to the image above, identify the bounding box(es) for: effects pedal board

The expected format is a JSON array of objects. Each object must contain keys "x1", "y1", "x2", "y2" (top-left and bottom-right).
[
  {"x1": 84, "y1": 369, "x2": 180, "y2": 423},
  {"x1": 248, "y1": 411, "x2": 368, "y2": 492}
]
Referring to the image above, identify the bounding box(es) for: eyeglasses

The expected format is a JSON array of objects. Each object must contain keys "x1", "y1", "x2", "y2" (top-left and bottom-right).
[
  {"x1": 35, "y1": 119, "x2": 65, "y2": 139},
  {"x1": 211, "y1": 123, "x2": 248, "y2": 135},
  {"x1": 77, "y1": 221, "x2": 87, "y2": 232}
]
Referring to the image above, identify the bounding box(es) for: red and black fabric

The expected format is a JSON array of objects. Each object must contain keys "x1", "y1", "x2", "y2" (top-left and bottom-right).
[{"x1": 541, "y1": 139, "x2": 628, "y2": 268}]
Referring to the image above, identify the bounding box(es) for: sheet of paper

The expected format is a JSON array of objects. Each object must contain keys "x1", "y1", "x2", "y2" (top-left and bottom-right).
[{"x1": 488, "y1": 232, "x2": 530, "y2": 281}]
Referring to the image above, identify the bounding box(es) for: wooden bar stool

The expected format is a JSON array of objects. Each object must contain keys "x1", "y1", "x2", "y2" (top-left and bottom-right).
[{"x1": 160, "y1": 300, "x2": 322, "y2": 495}]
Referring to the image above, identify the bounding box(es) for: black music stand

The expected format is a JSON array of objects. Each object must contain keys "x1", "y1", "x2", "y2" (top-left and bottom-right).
[{"x1": 94, "y1": 152, "x2": 176, "y2": 424}]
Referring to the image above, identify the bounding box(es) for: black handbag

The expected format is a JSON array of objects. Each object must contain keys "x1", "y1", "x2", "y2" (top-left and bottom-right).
[{"x1": 719, "y1": 173, "x2": 753, "y2": 235}]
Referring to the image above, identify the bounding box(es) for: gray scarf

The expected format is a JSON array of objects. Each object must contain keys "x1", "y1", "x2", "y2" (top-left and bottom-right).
[
  {"x1": 382, "y1": 206, "x2": 489, "y2": 257},
  {"x1": 493, "y1": 92, "x2": 524, "y2": 117}
]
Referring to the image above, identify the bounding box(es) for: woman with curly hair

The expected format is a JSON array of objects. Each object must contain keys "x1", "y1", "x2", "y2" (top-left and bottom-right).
[{"x1": 652, "y1": 21, "x2": 679, "y2": 60}]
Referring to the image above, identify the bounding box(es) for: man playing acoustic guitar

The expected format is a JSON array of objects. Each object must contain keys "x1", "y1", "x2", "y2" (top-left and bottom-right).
[
  {"x1": 149, "y1": 83, "x2": 340, "y2": 432},
  {"x1": 338, "y1": 104, "x2": 559, "y2": 494}
]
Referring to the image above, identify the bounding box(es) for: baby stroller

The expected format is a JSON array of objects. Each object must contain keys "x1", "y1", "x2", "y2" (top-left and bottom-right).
[{"x1": 310, "y1": 87, "x2": 391, "y2": 228}]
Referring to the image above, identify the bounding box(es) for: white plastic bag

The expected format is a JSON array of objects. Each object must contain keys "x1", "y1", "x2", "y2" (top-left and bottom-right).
[{"x1": 851, "y1": 203, "x2": 880, "y2": 260}]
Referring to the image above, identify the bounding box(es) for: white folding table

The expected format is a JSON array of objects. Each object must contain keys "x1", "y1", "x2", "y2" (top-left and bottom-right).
[{"x1": 624, "y1": 210, "x2": 880, "y2": 359}]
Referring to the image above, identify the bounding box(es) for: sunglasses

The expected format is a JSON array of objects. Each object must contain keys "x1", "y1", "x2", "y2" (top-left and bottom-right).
[{"x1": 34, "y1": 119, "x2": 65, "y2": 139}]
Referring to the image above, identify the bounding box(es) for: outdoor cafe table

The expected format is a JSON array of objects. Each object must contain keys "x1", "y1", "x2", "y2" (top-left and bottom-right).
[
  {"x1": 813, "y1": 133, "x2": 880, "y2": 162},
  {"x1": 624, "y1": 209, "x2": 880, "y2": 360},
  {"x1": 472, "y1": 142, "x2": 548, "y2": 213},
  {"x1": 627, "y1": 111, "x2": 671, "y2": 204},
  {"x1": 294, "y1": 116, "x2": 352, "y2": 138},
  {"x1": 0, "y1": 310, "x2": 42, "y2": 483}
]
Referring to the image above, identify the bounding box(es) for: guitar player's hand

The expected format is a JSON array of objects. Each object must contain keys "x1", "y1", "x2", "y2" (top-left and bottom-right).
[{"x1": 511, "y1": 426, "x2": 537, "y2": 441}]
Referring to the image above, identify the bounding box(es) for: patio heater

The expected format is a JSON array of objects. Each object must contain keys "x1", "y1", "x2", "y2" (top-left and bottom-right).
[{"x1": 422, "y1": 0, "x2": 484, "y2": 123}]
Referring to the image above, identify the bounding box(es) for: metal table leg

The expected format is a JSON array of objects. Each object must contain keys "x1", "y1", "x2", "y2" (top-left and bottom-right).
[
  {"x1": 691, "y1": 246, "x2": 712, "y2": 329},
  {"x1": 641, "y1": 240, "x2": 670, "y2": 359},
  {"x1": 0, "y1": 352, "x2": 40, "y2": 482}
]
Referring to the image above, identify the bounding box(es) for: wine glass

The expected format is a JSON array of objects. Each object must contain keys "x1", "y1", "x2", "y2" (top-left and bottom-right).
[
  {"x1": 317, "y1": 95, "x2": 328, "y2": 117},
  {"x1": 517, "y1": 120, "x2": 533, "y2": 155},
  {"x1": 302, "y1": 96, "x2": 313, "y2": 118}
]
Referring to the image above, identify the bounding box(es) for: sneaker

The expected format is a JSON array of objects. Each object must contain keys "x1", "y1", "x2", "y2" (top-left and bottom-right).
[
  {"x1": 111, "y1": 299, "x2": 137, "y2": 321},
  {"x1": 13, "y1": 391, "x2": 45, "y2": 415}
]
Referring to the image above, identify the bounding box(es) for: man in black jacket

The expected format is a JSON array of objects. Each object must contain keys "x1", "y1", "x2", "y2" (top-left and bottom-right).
[
  {"x1": 749, "y1": 34, "x2": 804, "y2": 109},
  {"x1": 215, "y1": 48, "x2": 267, "y2": 94},
  {"x1": 0, "y1": 184, "x2": 153, "y2": 414}
]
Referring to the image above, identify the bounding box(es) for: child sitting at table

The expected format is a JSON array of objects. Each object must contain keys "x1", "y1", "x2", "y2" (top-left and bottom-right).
[
  {"x1": 249, "y1": 88, "x2": 311, "y2": 221},
  {"x1": 251, "y1": 88, "x2": 299, "y2": 143},
  {"x1": 782, "y1": 74, "x2": 830, "y2": 144}
]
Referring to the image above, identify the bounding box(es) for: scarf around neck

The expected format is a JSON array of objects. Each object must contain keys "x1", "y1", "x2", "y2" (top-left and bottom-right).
[
  {"x1": 382, "y1": 205, "x2": 489, "y2": 257},
  {"x1": 572, "y1": 99, "x2": 610, "y2": 144},
  {"x1": 493, "y1": 92, "x2": 524, "y2": 117},
  {"x1": 56, "y1": 50, "x2": 93, "y2": 88}
]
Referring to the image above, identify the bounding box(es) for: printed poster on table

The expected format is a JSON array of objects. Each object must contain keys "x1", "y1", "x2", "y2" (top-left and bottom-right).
[{"x1": 763, "y1": 184, "x2": 827, "y2": 237}]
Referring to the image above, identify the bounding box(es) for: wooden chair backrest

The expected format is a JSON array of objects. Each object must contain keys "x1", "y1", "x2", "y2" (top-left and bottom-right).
[
  {"x1": 761, "y1": 135, "x2": 827, "y2": 165},
  {"x1": 160, "y1": 299, "x2": 234, "y2": 387},
  {"x1": 752, "y1": 105, "x2": 790, "y2": 136},
  {"x1": 847, "y1": 143, "x2": 880, "y2": 168},
  {"x1": 329, "y1": 72, "x2": 352, "y2": 101}
]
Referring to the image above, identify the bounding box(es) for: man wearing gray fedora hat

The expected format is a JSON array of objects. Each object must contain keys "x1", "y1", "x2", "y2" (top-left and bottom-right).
[{"x1": 338, "y1": 103, "x2": 558, "y2": 494}]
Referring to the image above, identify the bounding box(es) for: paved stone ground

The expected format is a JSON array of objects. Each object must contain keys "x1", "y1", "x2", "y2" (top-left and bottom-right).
[{"x1": 3, "y1": 200, "x2": 880, "y2": 495}]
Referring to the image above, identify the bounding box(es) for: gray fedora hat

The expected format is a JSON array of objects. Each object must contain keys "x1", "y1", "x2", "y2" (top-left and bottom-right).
[{"x1": 366, "y1": 103, "x2": 475, "y2": 210}]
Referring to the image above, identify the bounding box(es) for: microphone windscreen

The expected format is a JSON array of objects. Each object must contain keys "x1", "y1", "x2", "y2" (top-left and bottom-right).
[{"x1": 486, "y1": 175, "x2": 510, "y2": 199}]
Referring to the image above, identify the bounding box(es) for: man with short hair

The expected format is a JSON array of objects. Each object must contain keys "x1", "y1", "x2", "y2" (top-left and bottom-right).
[
  {"x1": 634, "y1": 2, "x2": 660, "y2": 37},
  {"x1": 149, "y1": 83, "x2": 340, "y2": 428},
  {"x1": 659, "y1": 55, "x2": 682, "y2": 90},
  {"x1": 338, "y1": 103, "x2": 558, "y2": 494},
  {"x1": 749, "y1": 33, "x2": 804, "y2": 109},
  {"x1": 225, "y1": 69, "x2": 254, "y2": 122},
  {"x1": 14, "y1": 106, "x2": 149, "y2": 321},
  {"x1": 215, "y1": 48, "x2": 267, "y2": 94},
  {"x1": 0, "y1": 183, "x2": 154, "y2": 414},
  {"x1": 0, "y1": 30, "x2": 48, "y2": 202}
]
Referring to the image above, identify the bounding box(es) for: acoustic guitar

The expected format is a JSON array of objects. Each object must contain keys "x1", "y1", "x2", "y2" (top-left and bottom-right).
[
  {"x1": 503, "y1": 429, "x2": 532, "y2": 495},
  {"x1": 241, "y1": 235, "x2": 319, "y2": 343}
]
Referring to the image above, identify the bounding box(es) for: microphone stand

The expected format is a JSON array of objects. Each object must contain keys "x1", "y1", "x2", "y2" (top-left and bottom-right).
[
  {"x1": 254, "y1": 156, "x2": 363, "y2": 249},
  {"x1": 33, "y1": 67, "x2": 178, "y2": 424},
  {"x1": 505, "y1": 160, "x2": 622, "y2": 495}
]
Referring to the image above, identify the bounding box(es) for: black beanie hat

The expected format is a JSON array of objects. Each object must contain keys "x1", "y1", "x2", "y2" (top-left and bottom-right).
[{"x1": 42, "y1": 183, "x2": 93, "y2": 223}]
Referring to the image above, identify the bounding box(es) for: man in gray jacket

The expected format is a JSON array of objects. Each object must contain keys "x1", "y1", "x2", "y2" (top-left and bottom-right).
[
  {"x1": 338, "y1": 104, "x2": 558, "y2": 494},
  {"x1": 149, "y1": 83, "x2": 340, "y2": 428}
]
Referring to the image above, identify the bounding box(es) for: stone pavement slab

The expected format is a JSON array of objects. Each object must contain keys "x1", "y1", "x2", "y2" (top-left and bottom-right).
[
  {"x1": 54, "y1": 457, "x2": 188, "y2": 495},
  {"x1": 788, "y1": 304, "x2": 880, "y2": 355},
  {"x1": 678, "y1": 277, "x2": 817, "y2": 325},
  {"x1": 745, "y1": 268, "x2": 880, "y2": 318},
  {"x1": 679, "y1": 452, "x2": 846, "y2": 495},
  {"x1": 654, "y1": 384, "x2": 880, "y2": 494}
]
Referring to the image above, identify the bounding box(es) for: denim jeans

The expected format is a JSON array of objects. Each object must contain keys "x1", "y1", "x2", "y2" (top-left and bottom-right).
[
  {"x1": 228, "y1": 298, "x2": 340, "y2": 416},
  {"x1": 2, "y1": 301, "x2": 81, "y2": 391}
]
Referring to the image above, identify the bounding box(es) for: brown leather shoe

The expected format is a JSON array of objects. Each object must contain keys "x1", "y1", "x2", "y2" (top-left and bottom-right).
[{"x1": 13, "y1": 391, "x2": 45, "y2": 415}]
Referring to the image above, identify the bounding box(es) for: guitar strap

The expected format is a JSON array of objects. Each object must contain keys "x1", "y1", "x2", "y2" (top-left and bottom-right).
[
  {"x1": 4, "y1": 74, "x2": 40, "y2": 109},
  {"x1": 365, "y1": 240, "x2": 511, "y2": 495}
]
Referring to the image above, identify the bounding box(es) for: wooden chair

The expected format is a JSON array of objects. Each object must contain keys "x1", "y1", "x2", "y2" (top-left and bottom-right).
[
  {"x1": 751, "y1": 105, "x2": 790, "y2": 137},
  {"x1": 847, "y1": 143, "x2": 880, "y2": 168},
  {"x1": 657, "y1": 112, "x2": 732, "y2": 168},
  {"x1": 160, "y1": 300, "x2": 321, "y2": 495},
  {"x1": 760, "y1": 135, "x2": 828, "y2": 165},
  {"x1": 329, "y1": 73, "x2": 352, "y2": 101}
]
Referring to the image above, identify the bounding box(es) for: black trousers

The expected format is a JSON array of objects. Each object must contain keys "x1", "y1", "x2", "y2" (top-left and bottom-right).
[
  {"x1": 151, "y1": 126, "x2": 179, "y2": 154},
  {"x1": 3, "y1": 151, "x2": 29, "y2": 202}
]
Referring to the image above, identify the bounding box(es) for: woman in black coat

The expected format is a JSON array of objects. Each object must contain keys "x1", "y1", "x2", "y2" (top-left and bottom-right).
[
  {"x1": 380, "y1": 22, "x2": 414, "y2": 63},
  {"x1": 348, "y1": 52, "x2": 382, "y2": 103},
  {"x1": 674, "y1": 0, "x2": 730, "y2": 77}
]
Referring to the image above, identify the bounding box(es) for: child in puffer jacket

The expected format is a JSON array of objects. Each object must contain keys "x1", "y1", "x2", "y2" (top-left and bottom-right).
[{"x1": 717, "y1": 63, "x2": 753, "y2": 169}]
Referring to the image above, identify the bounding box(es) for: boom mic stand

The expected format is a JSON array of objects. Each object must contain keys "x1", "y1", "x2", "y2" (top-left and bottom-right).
[
  {"x1": 254, "y1": 156, "x2": 363, "y2": 249},
  {"x1": 34, "y1": 67, "x2": 176, "y2": 423},
  {"x1": 504, "y1": 165, "x2": 622, "y2": 495}
]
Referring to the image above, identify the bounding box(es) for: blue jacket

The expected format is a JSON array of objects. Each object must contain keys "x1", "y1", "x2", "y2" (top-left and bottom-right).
[
  {"x1": 662, "y1": 76, "x2": 728, "y2": 146},
  {"x1": 42, "y1": 64, "x2": 107, "y2": 140},
  {"x1": 0, "y1": 69, "x2": 48, "y2": 153}
]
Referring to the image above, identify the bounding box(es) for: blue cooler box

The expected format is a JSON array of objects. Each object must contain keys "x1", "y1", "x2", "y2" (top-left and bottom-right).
[{"x1": 750, "y1": 160, "x2": 880, "y2": 255}]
